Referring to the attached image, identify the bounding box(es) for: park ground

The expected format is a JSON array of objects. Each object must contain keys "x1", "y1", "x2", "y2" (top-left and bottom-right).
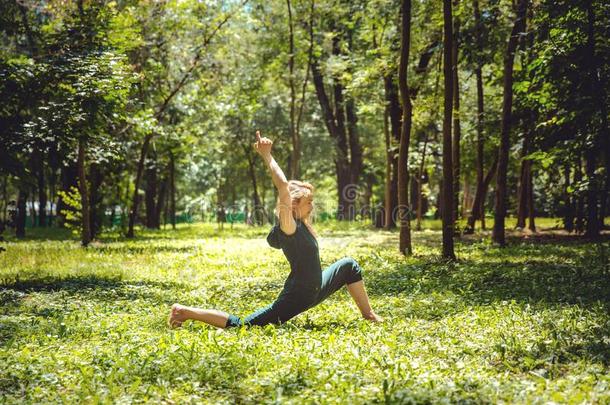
[{"x1": 0, "y1": 219, "x2": 609, "y2": 403}]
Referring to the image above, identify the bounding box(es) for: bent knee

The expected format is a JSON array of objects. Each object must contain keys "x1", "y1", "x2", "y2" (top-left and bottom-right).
[{"x1": 342, "y1": 256, "x2": 363, "y2": 284}]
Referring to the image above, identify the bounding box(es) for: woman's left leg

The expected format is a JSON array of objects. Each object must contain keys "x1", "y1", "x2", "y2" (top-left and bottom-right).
[
  {"x1": 312, "y1": 256, "x2": 382, "y2": 322},
  {"x1": 346, "y1": 280, "x2": 382, "y2": 322}
]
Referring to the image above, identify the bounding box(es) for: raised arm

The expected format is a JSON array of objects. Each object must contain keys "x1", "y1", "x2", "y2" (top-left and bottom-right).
[{"x1": 253, "y1": 131, "x2": 297, "y2": 235}]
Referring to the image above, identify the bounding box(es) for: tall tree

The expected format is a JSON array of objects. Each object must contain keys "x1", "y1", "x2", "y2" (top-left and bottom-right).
[
  {"x1": 563, "y1": 164, "x2": 574, "y2": 232},
  {"x1": 492, "y1": 0, "x2": 528, "y2": 246},
  {"x1": 383, "y1": 72, "x2": 401, "y2": 229},
  {"x1": 126, "y1": 3, "x2": 240, "y2": 237},
  {"x1": 451, "y1": 0, "x2": 462, "y2": 229},
  {"x1": 311, "y1": 12, "x2": 363, "y2": 220},
  {"x1": 16, "y1": 189, "x2": 27, "y2": 238},
  {"x1": 145, "y1": 151, "x2": 158, "y2": 229},
  {"x1": 463, "y1": 0, "x2": 493, "y2": 234},
  {"x1": 77, "y1": 138, "x2": 91, "y2": 246},
  {"x1": 169, "y1": 150, "x2": 176, "y2": 229},
  {"x1": 583, "y1": 0, "x2": 605, "y2": 238},
  {"x1": 398, "y1": 0, "x2": 413, "y2": 255},
  {"x1": 516, "y1": 127, "x2": 533, "y2": 229},
  {"x1": 441, "y1": 0, "x2": 455, "y2": 259},
  {"x1": 286, "y1": 0, "x2": 313, "y2": 179},
  {"x1": 287, "y1": 0, "x2": 298, "y2": 179}
]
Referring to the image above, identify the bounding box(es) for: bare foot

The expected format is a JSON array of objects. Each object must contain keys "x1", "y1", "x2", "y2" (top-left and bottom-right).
[
  {"x1": 168, "y1": 303, "x2": 187, "y2": 328},
  {"x1": 362, "y1": 311, "x2": 383, "y2": 323}
]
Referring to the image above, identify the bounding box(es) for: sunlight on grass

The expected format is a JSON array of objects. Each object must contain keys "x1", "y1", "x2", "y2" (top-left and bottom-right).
[{"x1": 0, "y1": 222, "x2": 608, "y2": 403}]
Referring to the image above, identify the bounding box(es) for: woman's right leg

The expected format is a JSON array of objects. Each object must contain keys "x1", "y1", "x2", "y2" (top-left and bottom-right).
[
  {"x1": 169, "y1": 300, "x2": 299, "y2": 329},
  {"x1": 169, "y1": 304, "x2": 230, "y2": 328}
]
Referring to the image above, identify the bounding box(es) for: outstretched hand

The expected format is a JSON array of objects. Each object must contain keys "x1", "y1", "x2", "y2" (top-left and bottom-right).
[{"x1": 253, "y1": 130, "x2": 273, "y2": 158}]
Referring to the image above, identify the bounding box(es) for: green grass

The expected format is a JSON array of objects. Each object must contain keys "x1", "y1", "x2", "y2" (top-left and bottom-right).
[{"x1": 0, "y1": 221, "x2": 608, "y2": 403}]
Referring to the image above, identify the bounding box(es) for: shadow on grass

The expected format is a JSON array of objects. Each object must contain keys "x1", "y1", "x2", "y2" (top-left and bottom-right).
[
  {"x1": 0, "y1": 275, "x2": 186, "y2": 307},
  {"x1": 504, "y1": 231, "x2": 610, "y2": 245},
  {"x1": 361, "y1": 241, "x2": 610, "y2": 367},
  {"x1": 97, "y1": 224, "x2": 270, "y2": 243},
  {"x1": 366, "y1": 255, "x2": 609, "y2": 306},
  {"x1": 2, "y1": 227, "x2": 75, "y2": 242},
  {"x1": 92, "y1": 244, "x2": 199, "y2": 255},
  {"x1": 0, "y1": 273, "x2": 293, "y2": 317}
]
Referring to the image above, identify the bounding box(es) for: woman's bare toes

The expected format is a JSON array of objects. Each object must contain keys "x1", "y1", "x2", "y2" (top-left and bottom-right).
[{"x1": 168, "y1": 303, "x2": 186, "y2": 328}]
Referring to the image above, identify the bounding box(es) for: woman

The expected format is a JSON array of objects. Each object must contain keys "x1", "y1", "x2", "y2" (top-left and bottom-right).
[{"x1": 168, "y1": 131, "x2": 382, "y2": 329}]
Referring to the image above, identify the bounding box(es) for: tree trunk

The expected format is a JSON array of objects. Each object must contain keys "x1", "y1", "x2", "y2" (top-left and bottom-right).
[
  {"x1": 29, "y1": 187, "x2": 37, "y2": 227},
  {"x1": 16, "y1": 188, "x2": 27, "y2": 238},
  {"x1": 471, "y1": 0, "x2": 486, "y2": 234},
  {"x1": 409, "y1": 174, "x2": 418, "y2": 212},
  {"x1": 462, "y1": 175, "x2": 470, "y2": 218},
  {"x1": 36, "y1": 153, "x2": 47, "y2": 227},
  {"x1": 584, "y1": 2, "x2": 603, "y2": 238},
  {"x1": 516, "y1": 164, "x2": 527, "y2": 229},
  {"x1": 465, "y1": 154, "x2": 498, "y2": 234},
  {"x1": 383, "y1": 74, "x2": 401, "y2": 229},
  {"x1": 1, "y1": 176, "x2": 7, "y2": 224},
  {"x1": 383, "y1": 107, "x2": 392, "y2": 229},
  {"x1": 346, "y1": 30, "x2": 363, "y2": 192},
  {"x1": 492, "y1": 0, "x2": 527, "y2": 246},
  {"x1": 77, "y1": 139, "x2": 91, "y2": 247},
  {"x1": 398, "y1": 0, "x2": 413, "y2": 256},
  {"x1": 584, "y1": 148, "x2": 599, "y2": 238},
  {"x1": 346, "y1": 97, "x2": 363, "y2": 189},
  {"x1": 311, "y1": 55, "x2": 351, "y2": 220},
  {"x1": 600, "y1": 133, "x2": 610, "y2": 229},
  {"x1": 332, "y1": 79, "x2": 353, "y2": 219},
  {"x1": 451, "y1": 0, "x2": 461, "y2": 229},
  {"x1": 575, "y1": 155, "x2": 585, "y2": 234},
  {"x1": 416, "y1": 133, "x2": 429, "y2": 231},
  {"x1": 245, "y1": 147, "x2": 264, "y2": 225},
  {"x1": 127, "y1": 133, "x2": 152, "y2": 237},
  {"x1": 441, "y1": 0, "x2": 455, "y2": 259},
  {"x1": 286, "y1": 0, "x2": 300, "y2": 179},
  {"x1": 145, "y1": 153, "x2": 158, "y2": 229},
  {"x1": 164, "y1": 189, "x2": 170, "y2": 228},
  {"x1": 170, "y1": 151, "x2": 176, "y2": 229},
  {"x1": 516, "y1": 128, "x2": 532, "y2": 228},
  {"x1": 527, "y1": 163, "x2": 536, "y2": 232},
  {"x1": 563, "y1": 164, "x2": 574, "y2": 232},
  {"x1": 479, "y1": 146, "x2": 489, "y2": 229},
  {"x1": 600, "y1": 143, "x2": 609, "y2": 230},
  {"x1": 88, "y1": 163, "x2": 104, "y2": 238},
  {"x1": 155, "y1": 176, "x2": 168, "y2": 229}
]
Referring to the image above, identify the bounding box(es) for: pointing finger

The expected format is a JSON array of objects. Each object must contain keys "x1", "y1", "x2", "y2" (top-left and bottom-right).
[{"x1": 256, "y1": 130, "x2": 261, "y2": 143}]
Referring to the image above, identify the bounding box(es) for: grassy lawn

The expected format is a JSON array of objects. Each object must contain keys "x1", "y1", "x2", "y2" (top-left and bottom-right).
[{"x1": 0, "y1": 221, "x2": 608, "y2": 403}]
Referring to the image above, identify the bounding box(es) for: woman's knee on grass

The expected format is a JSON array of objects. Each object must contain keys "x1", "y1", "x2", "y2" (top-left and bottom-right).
[{"x1": 341, "y1": 256, "x2": 363, "y2": 285}]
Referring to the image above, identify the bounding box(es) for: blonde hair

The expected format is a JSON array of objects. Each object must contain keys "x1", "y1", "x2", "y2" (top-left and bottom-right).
[{"x1": 275, "y1": 180, "x2": 315, "y2": 221}]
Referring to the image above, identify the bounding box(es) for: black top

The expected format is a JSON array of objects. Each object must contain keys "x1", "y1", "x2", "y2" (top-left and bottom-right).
[{"x1": 267, "y1": 218, "x2": 322, "y2": 298}]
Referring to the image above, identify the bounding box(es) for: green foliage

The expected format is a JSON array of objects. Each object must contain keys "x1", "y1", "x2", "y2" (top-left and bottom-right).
[
  {"x1": 0, "y1": 223, "x2": 608, "y2": 402},
  {"x1": 56, "y1": 186, "x2": 82, "y2": 237}
]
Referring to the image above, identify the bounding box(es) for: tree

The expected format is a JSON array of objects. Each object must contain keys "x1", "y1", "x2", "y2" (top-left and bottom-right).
[
  {"x1": 126, "y1": 1, "x2": 242, "y2": 237},
  {"x1": 451, "y1": 0, "x2": 462, "y2": 229},
  {"x1": 397, "y1": 0, "x2": 413, "y2": 256},
  {"x1": 492, "y1": 0, "x2": 528, "y2": 246},
  {"x1": 286, "y1": 0, "x2": 314, "y2": 180},
  {"x1": 441, "y1": 0, "x2": 455, "y2": 259},
  {"x1": 310, "y1": 2, "x2": 364, "y2": 220}
]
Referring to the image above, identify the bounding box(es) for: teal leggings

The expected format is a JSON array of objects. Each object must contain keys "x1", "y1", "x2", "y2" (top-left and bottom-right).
[{"x1": 225, "y1": 257, "x2": 363, "y2": 328}]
